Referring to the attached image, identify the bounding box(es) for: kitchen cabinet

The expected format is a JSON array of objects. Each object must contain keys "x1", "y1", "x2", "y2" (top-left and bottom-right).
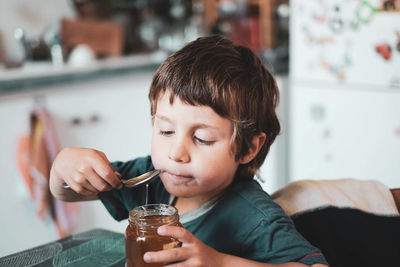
[
  {"x1": 0, "y1": 70, "x2": 154, "y2": 256},
  {"x1": 45, "y1": 71, "x2": 155, "y2": 234}
]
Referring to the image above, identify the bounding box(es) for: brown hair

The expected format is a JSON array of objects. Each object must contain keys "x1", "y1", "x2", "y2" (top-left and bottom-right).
[{"x1": 149, "y1": 35, "x2": 280, "y2": 180}]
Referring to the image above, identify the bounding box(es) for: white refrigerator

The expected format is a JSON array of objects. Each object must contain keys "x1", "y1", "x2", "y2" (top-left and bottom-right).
[{"x1": 289, "y1": 0, "x2": 400, "y2": 188}]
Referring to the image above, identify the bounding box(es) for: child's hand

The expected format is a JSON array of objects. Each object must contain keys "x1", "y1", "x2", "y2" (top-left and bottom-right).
[
  {"x1": 50, "y1": 147, "x2": 122, "y2": 197},
  {"x1": 143, "y1": 225, "x2": 223, "y2": 267}
]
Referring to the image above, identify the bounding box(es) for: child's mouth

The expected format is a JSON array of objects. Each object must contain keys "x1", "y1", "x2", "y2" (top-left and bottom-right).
[{"x1": 163, "y1": 171, "x2": 193, "y2": 183}]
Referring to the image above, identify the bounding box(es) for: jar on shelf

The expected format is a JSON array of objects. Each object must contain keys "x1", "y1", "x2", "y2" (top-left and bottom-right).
[{"x1": 125, "y1": 204, "x2": 182, "y2": 267}]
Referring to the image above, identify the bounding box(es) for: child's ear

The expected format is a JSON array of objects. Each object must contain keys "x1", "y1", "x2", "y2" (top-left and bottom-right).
[{"x1": 239, "y1": 132, "x2": 266, "y2": 164}]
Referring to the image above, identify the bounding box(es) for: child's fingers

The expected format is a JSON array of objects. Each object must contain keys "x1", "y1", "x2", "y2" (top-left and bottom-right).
[
  {"x1": 67, "y1": 179, "x2": 98, "y2": 196},
  {"x1": 76, "y1": 188, "x2": 98, "y2": 197},
  {"x1": 144, "y1": 247, "x2": 190, "y2": 264},
  {"x1": 79, "y1": 180, "x2": 98, "y2": 194},
  {"x1": 67, "y1": 172, "x2": 98, "y2": 192},
  {"x1": 85, "y1": 167, "x2": 113, "y2": 192},
  {"x1": 157, "y1": 226, "x2": 195, "y2": 244},
  {"x1": 90, "y1": 151, "x2": 122, "y2": 189}
]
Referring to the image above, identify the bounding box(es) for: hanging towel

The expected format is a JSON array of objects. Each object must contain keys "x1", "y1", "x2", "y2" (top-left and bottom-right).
[{"x1": 17, "y1": 107, "x2": 79, "y2": 237}]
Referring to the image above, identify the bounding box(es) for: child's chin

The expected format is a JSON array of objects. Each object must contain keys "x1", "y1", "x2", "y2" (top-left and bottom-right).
[{"x1": 162, "y1": 180, "x2": 195, "y2": 198}]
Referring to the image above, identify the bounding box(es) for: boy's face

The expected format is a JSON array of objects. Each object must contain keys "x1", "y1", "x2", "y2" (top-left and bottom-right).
[{"x1": 151, "y1": 90, "x2": 239, "y2": 202}]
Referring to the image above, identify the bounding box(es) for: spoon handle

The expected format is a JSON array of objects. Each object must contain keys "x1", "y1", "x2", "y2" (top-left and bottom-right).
[{"x1": 61, "y1": 169, "x2": 160, "y2": 189}]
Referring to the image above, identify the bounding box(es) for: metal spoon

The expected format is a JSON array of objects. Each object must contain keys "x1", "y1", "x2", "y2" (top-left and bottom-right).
[{"x1": 62, "y1": 169, "x2": 161, "y2": 189}]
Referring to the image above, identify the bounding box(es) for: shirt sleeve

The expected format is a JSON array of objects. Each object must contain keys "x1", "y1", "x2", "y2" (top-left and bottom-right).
[
  {"x1": 98, "y1": 156, "x2": 154, "y2": 221},
  {"x1": 241, "y1": 210, "x2": 328, "y2": 266}
]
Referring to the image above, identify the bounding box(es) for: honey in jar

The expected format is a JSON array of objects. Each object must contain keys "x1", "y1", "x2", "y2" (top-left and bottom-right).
[{"x1": 125, "y1": 204, "x2": 182, "y2": 267}]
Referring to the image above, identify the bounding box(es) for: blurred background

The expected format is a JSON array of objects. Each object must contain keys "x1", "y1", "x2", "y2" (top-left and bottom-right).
[{"x1": 0, "y1": 0, "x2": 399, "y2": 257}]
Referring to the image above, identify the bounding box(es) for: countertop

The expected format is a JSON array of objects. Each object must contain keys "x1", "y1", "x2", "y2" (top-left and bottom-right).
[{"x1": 0, "y1": 52, "x2": 164, "y2": 95}]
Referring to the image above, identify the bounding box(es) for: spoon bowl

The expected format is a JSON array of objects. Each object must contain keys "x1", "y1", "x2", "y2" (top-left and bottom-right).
[
  {"x1": 62, "y1": 169, "x2": 161, "y2": 189},
  {"x1": 121, "y1": 169, "x2": 161, "y2": 188}
]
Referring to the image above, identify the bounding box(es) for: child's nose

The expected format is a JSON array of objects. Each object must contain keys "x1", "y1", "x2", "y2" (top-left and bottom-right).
[{"x1": 168, "y1": 137, "x2": 190, "y2": 163}]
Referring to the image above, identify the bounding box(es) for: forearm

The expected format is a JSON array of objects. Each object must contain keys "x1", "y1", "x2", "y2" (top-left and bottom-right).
[{"x1": 220, "y1": 253, "x2": 327, "y2": 267}]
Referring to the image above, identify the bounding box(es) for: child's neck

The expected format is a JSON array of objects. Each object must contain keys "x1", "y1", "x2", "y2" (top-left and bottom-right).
[
  {"x1": 174, "y1": 197, "x2": 198, "y2": 215},
  {"x1": 173, "y1": 182, "x2": 232, "y2": 215},
  {"x1": 174, "y1": 194, "x2": 217, "y2": 215}
]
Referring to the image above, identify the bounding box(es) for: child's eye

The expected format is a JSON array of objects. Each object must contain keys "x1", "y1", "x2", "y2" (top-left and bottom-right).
[
  {"x1": 194, "y1": 136, "x2": 214, "y2": 145},
  {"x1": 159, "y1": 130, "x2": 174, "y2": 136}
]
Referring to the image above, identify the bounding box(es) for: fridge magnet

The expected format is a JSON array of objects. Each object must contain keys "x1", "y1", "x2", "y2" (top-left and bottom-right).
[
  {"x1": 349, "y1": 19, "x2": 360, "y2": 31},
  {"x1": 375, "y1": 43, "x2": 392, "y2": 60},
  {"x1": 307, "y1": 34, "x2": 335, "y2": 45},
  {"x1": 328, "y1": 5, "x2": 345, "y2": 33},
  {"x1": 355, "y1": 0, "x2": 378, "y2": 24},
  {"x1": 320, "y1": 51, "x2": 352, "y2": 82},
  {"x1": 313, "y1": 13, "x2": 327, "y2": 24},
  {"x1": 302, "y1": 25, "x2": 335, "y2": 45}
]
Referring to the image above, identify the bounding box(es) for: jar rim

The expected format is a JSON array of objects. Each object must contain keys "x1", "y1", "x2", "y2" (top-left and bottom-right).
[{"x1": 129, "y1": 204, "x2": 178, "y2": 223}]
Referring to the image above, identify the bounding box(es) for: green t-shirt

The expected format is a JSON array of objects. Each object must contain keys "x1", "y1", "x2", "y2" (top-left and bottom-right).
[{"x1": 98, "y1": 156, "x2": 328, "y2": 265}]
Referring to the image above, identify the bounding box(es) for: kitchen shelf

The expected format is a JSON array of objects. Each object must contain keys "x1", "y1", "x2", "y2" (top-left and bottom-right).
[{"x1": 0, "y1": 53, "x2": 164, "y2": 95}]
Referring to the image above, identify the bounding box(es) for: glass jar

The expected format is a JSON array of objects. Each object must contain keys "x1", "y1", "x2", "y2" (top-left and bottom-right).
[{"x1": 125, "y1": 204, "x2": 182, "y2": 267}]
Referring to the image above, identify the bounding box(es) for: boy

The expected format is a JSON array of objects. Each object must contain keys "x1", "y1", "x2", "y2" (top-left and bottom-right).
[{"x1": 50, "y1": 35, "x2": 328, "y2": 266}]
